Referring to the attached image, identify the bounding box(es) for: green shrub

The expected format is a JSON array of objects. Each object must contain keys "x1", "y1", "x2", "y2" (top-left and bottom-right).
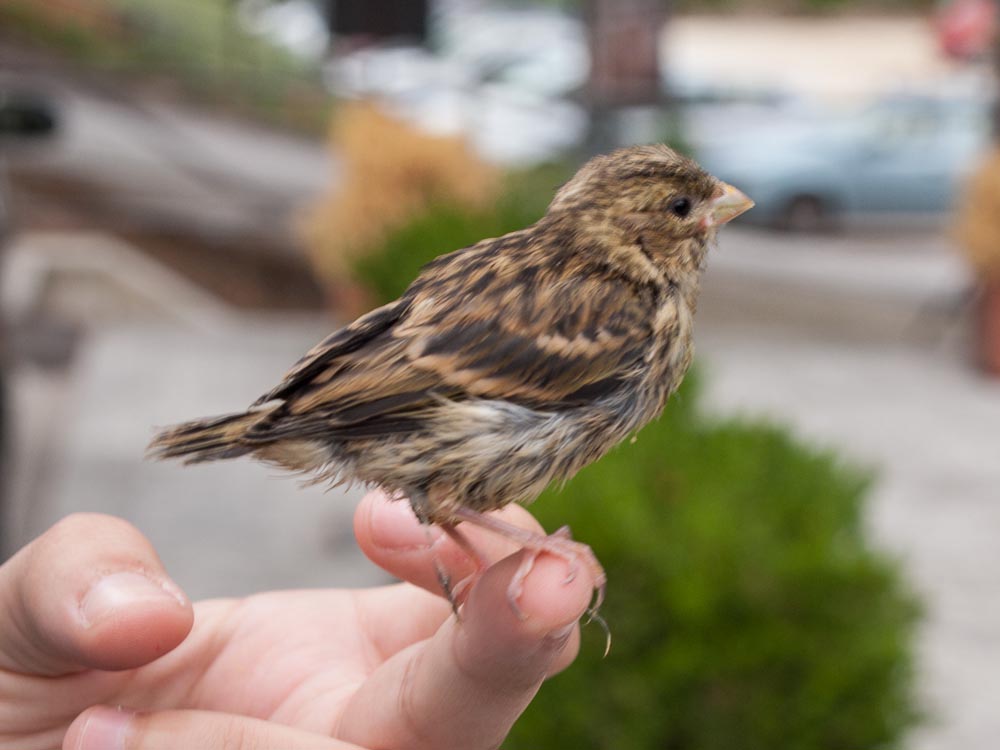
[
  {"x1": 357, "y1": 177, "x2": 920, "y2": 750},
  {"x1": 506, "y1": 375, "x2": 920, "y2": 749},
  {"x1": 351, "y1": 164, "x2": 570, "y2": 303}
]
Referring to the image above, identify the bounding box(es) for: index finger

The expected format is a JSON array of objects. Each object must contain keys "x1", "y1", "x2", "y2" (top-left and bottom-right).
[
  {"x1": 354, "y1": 490, "x2": 547, "y2": 596},
  {"x1": 335, "y1": 545, "x2": 592, "y2": 750}
]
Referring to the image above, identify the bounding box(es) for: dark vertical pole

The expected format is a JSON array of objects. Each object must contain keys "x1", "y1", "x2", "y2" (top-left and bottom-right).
[
  {"x1": 583, "y1": 0, "x2": 612, "y2": 154},
  {"x1": 584, "y1": 0, "x2": 668, "y2": 155}
]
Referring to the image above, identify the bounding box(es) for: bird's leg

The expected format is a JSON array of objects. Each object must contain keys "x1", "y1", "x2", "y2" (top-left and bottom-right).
[
  {"x1": 409, "y1": 491, "x2": 471, "y2": 616},
  {"x1": 423, "y1": 525, "x2": 461, "y2": 617},
  {"x1": 451, "y1": 507, "x2": 607, "y2": 621},
  {"x1": 439, "y1": 522, "x2": 491, "y2": 609}
]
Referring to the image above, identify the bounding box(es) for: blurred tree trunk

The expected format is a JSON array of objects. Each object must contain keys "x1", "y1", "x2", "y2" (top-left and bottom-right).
[{"x1": 584, "y1": 0, "x2": 669, "y2": 153}]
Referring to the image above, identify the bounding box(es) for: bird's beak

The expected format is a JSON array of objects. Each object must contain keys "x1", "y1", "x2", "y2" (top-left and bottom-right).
[{"x1": 706, "y1": 183, "x2": 754, "y2": 227}]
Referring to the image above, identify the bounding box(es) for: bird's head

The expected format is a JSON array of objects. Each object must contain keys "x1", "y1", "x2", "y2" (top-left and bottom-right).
[{"x1": 548, "y1": 145, "x2": 753, "y2": 245}]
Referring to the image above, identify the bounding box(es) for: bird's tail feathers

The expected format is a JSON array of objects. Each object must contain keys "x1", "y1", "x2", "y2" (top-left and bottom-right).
[{"x1": 147, "y1": 407, "x2": 275, "y2": 464}]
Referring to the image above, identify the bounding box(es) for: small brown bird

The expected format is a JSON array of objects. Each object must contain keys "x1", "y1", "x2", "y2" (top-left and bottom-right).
[{"x1": 149, "y1": 145, "x2": 752, "y2": 614}]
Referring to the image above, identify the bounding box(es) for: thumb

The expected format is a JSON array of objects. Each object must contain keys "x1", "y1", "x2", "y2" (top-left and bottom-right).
[{"x1": 0, "y1": 513, "x2": 193, "y2": 675}]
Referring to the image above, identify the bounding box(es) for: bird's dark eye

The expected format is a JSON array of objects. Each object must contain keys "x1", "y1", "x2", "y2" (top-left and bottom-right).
[{"x1": 669, "y1": 197, "x2": 692, "y2": 217}]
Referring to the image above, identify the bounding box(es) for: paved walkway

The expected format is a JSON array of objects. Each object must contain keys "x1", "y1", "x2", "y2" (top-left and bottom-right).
[{"x1": 7, "y1": 318, "x2": 390, "y2": 599}]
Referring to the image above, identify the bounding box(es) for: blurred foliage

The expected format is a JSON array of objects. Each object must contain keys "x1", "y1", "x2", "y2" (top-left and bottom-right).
[
  {"x1": 0, "y1": 0, "x2": 329, "y2": 133},
  {"x1": 359, "y1": 190, "x2": 920, "y2": 749},
  {"x1": 506, "y1": 374, "x2": 920, "y2": 749},
  {"x1": 0, "y1": 0, "x2": 117, "y2": 63},
  {"x1": 351, "y1": 162, "x2": 569, "y2": 304},
  {"x1": 303, "y1": 101, "x2": 501, "y2": 302},
  {"x1": 955, "y1": 146, "x2": 1000, "y2": 279}
]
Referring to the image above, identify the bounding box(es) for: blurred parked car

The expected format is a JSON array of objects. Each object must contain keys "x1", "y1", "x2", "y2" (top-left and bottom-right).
[{"x1": 697, "y1": 95, "x2": 991, "y2": 231}]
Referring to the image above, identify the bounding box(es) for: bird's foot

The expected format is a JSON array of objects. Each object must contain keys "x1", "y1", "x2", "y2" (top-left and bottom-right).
[
  {"x1": 505, "y1": 525, "x2": 607, "y2": 619},
  {"x1": 451, "y1": 508, "x2": 607, "y2": 626}
]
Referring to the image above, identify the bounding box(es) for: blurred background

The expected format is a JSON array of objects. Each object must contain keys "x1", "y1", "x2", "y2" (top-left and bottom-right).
[{"x1": 1, "y1": 0, "x2": 998, "y2": 747}]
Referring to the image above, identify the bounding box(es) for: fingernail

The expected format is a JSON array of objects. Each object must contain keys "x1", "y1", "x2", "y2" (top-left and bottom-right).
[
  {"x1": 369, "y1": 494, "x2": 442, "y2": 550},
  {"x1": 73, "y1": 705, "x2": 133, "y2": 750},
  {"x1": 81, "y1": 571, "x2": 187, "y2": 628}
]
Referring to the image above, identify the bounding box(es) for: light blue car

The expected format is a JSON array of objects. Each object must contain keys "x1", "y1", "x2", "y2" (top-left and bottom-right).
[{"x1": 695, "y1": 96, "x2": 991, "y2": 231}]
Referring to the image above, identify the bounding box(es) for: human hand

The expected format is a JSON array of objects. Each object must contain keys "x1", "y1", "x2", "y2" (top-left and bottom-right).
[{"x1": 0, "y1": 491, "x2": 593, "y2": 750}]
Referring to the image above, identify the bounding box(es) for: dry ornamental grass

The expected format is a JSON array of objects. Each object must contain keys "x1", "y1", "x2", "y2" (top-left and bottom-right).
[
  {"x1": 301, "y1": 101, "x2": 499, "y2": 295},
  {"x1": 955, "y1": 147, "x2": 1000, "y2": 280}
]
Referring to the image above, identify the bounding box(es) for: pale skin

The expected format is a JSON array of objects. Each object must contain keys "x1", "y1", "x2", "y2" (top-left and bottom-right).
[{"x1": 0, "y1": 491, "x2": 593, "y2": 750}]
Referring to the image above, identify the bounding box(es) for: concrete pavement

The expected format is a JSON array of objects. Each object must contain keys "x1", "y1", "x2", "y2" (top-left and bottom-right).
[{"x1": 8, "y1": 318, "x2": 389, "y2": 600}]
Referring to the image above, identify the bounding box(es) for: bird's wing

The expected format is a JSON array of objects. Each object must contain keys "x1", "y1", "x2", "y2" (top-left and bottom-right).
[
  {"x1": 247, "y1": 258, "x2": 657, "y2": 442},
  {"x1": 397, "y1": 269, "x2": 656, "y2": 408},
  {"x1": 251, "y1": 299, "x2": 411, "y2": 407}
]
